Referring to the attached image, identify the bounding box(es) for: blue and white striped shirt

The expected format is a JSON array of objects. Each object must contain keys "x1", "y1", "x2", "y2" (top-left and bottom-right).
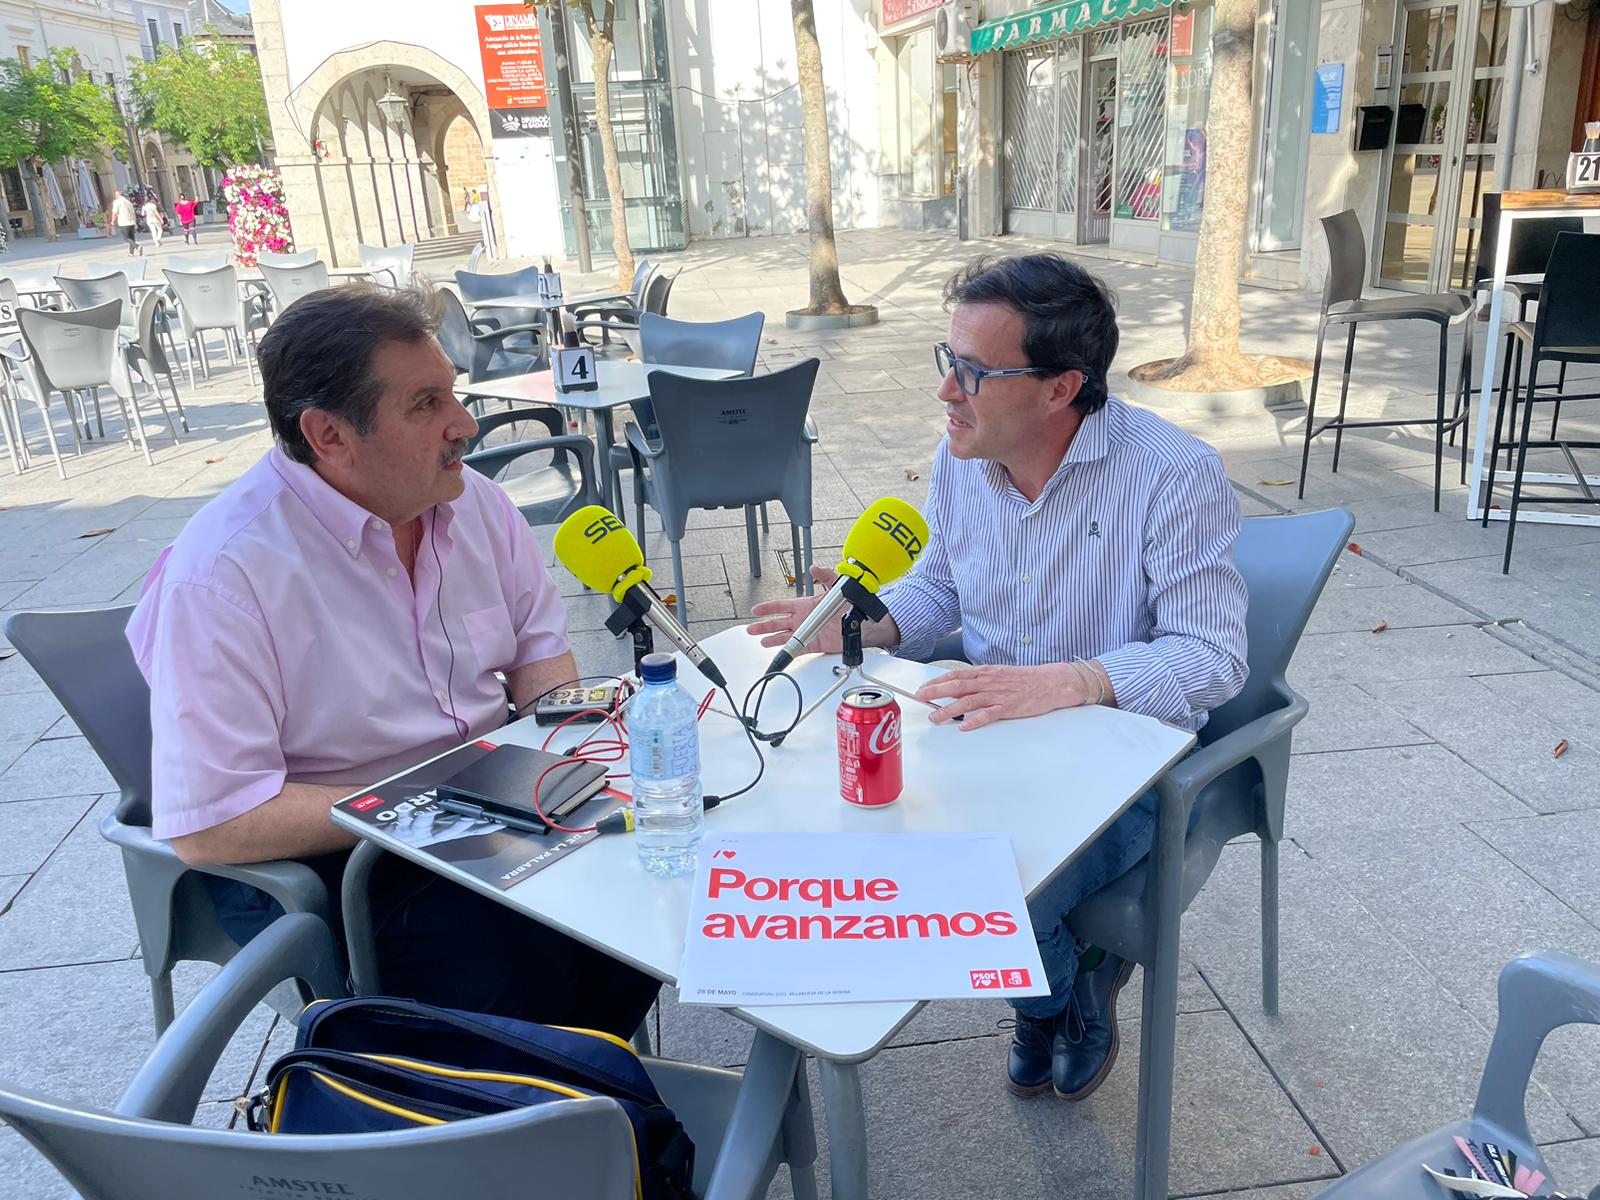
[{"x1": 882, "y1": 395, "x2": 1248, "y2": 732}]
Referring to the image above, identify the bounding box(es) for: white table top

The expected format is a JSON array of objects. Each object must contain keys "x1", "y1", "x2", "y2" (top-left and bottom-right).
[
  {"x1": 332, "y1": 626, "x2": 1195, "y2": 1062},
  {"x1": 454, "y1": 361, "x2": 738, "y2": 412}
]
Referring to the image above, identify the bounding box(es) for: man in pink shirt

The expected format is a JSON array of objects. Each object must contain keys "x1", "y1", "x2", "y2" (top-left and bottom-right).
[{"x1": 127, "y1": 286, "x2": 657, "y2": 1033}]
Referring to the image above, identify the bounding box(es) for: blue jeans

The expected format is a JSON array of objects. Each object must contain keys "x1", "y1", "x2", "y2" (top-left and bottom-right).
[{"x1": 1009, "y1": 783, "x2": 1159, "y2": 1020}]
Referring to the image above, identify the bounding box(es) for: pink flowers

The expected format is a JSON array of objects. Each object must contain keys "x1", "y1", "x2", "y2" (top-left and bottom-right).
[{"x1": 222, "y1": 166, "x2": 294, "y2": 268}]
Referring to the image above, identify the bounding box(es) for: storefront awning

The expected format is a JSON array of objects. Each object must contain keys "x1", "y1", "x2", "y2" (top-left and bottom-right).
[{"x1": 970, "y1": 0, "x2": 1178, "y2": 55}]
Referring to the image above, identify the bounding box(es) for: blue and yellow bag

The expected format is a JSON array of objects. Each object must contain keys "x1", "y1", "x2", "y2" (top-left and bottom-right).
[{"x1": 251, "y1": 996, "x2": 694, "y2": 1200}]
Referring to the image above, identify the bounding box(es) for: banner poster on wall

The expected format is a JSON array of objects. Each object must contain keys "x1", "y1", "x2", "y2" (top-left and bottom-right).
[{"x1": 475, "y1": 4, "x2": 551, "y2": 138}]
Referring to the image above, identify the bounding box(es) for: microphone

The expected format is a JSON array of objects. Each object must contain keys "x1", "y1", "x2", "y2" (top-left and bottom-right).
[
  {"x1": 766, "y1": 497, "x2": 929, "y2": 676},
  {"x1": 553, "y1": 506, "x2": 730, "y2": 691}
]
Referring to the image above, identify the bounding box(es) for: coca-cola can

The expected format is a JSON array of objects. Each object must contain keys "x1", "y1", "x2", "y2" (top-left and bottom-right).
[{"x1": 837, "y1": 687, "x2": 903, "y2": 808}]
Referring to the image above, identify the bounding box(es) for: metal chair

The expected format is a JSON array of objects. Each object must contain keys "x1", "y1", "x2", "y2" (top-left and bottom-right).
[
  {"x1": 910, "y1": 507, "x2": 1355, "y2": 1200},
  {"x1": 358, "y1": 242, "x2": 416, "y2": 289},
  {"x1": 55, "y1": 271, "x2": 139, "y2": 340},
  {"x1": 162, "y1": 265, "x2": 264, "y2": 388},
  {"x1": 1481, "y1": 231, "x2": 1600, "y2": 573},
  {"x1": 14, "y1": 301, "x2": 162, "y2": 465},
  {"x1": 125, "y1": 290, "x2": 190, "y2": 435},
  {"x1": 1298, "y1": 211, "x2": 1473, "y2": 511},
  {"x1": 2, "y1": 607, "x2": 336, "y2": 1033},
  {"x1": 0, "y1": 911, "x2": 821, "y2": 1200},
  {"x1": 435, "y1": 287, "x2": 547, "y2": 384},
  {"x1": 463, "y1": 405, "x2": 601, "y2": 526},
  {"x1": 258, "y1": 249, "x2": 320, "y2": 269},
  {"x1": 1310, "y1": 951, "x2": 1598, "y2": 1199},
  {"x1": 630, "y1": 360, "x2": 820, "y2": 621},
  {"x1": 258, "y1": 260, "x2": 331, "y2": 324}
]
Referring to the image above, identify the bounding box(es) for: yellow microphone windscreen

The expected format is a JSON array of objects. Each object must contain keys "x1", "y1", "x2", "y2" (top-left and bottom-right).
[
  {"x1": 553, "y1": 506, "x2": 651, "y2": 599},
  {"x1": 838, "y1": 497, "x2": 929, "y2": 592}
]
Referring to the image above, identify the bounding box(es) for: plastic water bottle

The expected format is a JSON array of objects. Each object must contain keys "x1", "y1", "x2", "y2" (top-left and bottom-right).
[{"x1": 628, "y1": 653, "x2": 704, "y2": 877}]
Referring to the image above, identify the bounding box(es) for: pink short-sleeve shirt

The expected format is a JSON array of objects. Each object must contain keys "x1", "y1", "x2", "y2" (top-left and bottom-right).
[{"x1": 127, "y1": 447, "x2": 571, "y2": 840}]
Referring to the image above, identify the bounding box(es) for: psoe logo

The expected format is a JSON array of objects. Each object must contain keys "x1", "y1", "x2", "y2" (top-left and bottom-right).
[
  {"x1": 969, "y1": 969, "x2": 1002, "y2": 990},
  {"x1": 583, "y1": 513, "x2": 624, "y2": 544},
  {"x1": 868, "y1": 711, "x2": 901, "y2": 755}
]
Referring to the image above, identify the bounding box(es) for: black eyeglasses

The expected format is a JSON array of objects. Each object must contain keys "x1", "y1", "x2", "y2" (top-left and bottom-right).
[{"x1": 933, "y1": 341, "x2": 1049, "y2": 397}]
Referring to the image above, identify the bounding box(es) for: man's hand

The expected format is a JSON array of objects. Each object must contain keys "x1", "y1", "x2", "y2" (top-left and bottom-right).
[
  {"x1": 747, "y1": 565, "x2": 843, "y2": 653},
  {"x1": 913, "y1": 662, "x2": 1100, "y2": 732}
]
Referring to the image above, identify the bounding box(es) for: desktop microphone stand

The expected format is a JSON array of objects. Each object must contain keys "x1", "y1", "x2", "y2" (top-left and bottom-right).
[
  {"x1": 604, "y1": 589, "x2": 655, "y2": 677},
  {"x1": 836, "y1": 576, "x2": 890, "y2": 675}
]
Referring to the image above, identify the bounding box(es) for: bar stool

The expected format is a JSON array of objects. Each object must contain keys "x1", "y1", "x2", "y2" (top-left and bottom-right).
[
  {"x1": 1481, "y1": 231, "x2": 1600, "y2": 573},
  {"x1": 1298, "y1": 210, "x2": 1473, "y2": 511}
]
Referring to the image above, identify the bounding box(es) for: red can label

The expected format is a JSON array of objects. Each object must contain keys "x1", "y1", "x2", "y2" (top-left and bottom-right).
[{"x1": 837, "y1": 687, "x2": 903, "y2": 807}]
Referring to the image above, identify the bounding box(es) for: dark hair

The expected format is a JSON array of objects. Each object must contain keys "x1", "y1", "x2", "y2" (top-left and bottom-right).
[
  {"x1": 258, "y1": 285, "x2": 440, "y2": 465},
  {"x1": 942, "y1": 253, "x2": 1119, "y2": 414}
]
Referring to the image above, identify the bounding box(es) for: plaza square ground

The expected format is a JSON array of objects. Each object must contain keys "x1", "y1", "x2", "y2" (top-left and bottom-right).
[{"x1": 1, "y1": 226, "x2": 1598, "y2": 1199}]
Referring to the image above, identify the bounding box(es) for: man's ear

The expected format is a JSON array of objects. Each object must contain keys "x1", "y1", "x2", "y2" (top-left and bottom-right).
[
  {"x1": 299, "y1": 408, "x2": 355, "y2": 469},
  {"x1": 1046, "y1": 369, "x2": 1085, "y2": 416}
]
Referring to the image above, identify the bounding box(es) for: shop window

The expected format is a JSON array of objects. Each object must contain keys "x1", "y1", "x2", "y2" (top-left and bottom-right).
[
  {"x1": 1115, "y1": 16, "x2": 1168, "y2": 221},
  {"x1": 1162, "y1": 1, "x2": 1213, "y2": 233},
  {"x1": 893, "y1": 29, "x2": 940, "y2": 197},
  {"x1": 941, "y1": 63, "x2": 958, "y2": 196},
  {"x1": 2, "y1": 167, "x2": 25, "y2": 213}
]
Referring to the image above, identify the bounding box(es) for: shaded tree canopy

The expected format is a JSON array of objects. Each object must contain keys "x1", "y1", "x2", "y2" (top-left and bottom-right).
[{"x1": 131, "y1": 39, "x2": 269, "y2": 169}]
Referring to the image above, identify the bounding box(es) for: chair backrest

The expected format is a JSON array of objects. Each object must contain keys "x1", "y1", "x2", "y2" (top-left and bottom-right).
[
  {"x1": 258, "y1": 250, "x2": 319, "y2": 269},
  {"x1": 359, "y1": 242, "x2": 416, "y2": 288},
  {"x1": 640, "y1": 269, "x2": 679, "y2": 318},
  {"x1": 165, "y1": 253, "x2": 230, "y2": 274},
  {"x1": 4, "y1": 607, "x2": 152, "y2": 826},
  {"x1": 646, "y1": 360, "x2": 819, "y2": 514},
  {"x1": 0, "y1": 276, "x2": 18, "y2": 310},
  {"x1": 1201, "y1": 508, "x2": 1355, "y2": 745},
  {"x1": 261, "y1": 261, "x2": 331, "y2": 316},
  {"x1": 1318, "y1": 210, "x2": 1367, "y2": 311},
  {"x1": 16, "y1": 300, "x2": 125, "y2": 393},
  {"x1": 639, "y1": 312, "x2": 764, "y2": 377},
  {"x1": 0, "y1": 1083, "x2": 639, "y2": 1200},
  {"x1": 132, "y1": 290, "x2": 174, "y2": 379},
  {"x1": 55, "y1": 272, "x2": 134, "y2": 323},
  {"x1": 454, "y1": 265, "x2": 541, "y2": 303},
  {"x1": 434, "y1": 288, "x2": 475, "y2": 375},
  {"x1": 1532, "y1": 232, "x2": 1600, "y2": 353},
  {"x1": 85, "y1": 258, "x2": 149, "y2": 283},
  {"x1": 163, "y1": 266, "x2": 245, "y2": 334},
  {"x1": 628, "y1": 257, "x2": 655, "y2": 303},
  {"x1": 1472, "y1": 193, "x2": 1584, "y2": 291},
  {"x1": 467, "y1": 242, "x2": 486, "y2": 273}
]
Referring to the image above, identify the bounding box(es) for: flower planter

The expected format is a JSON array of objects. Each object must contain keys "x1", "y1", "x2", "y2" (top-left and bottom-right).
[
  {"x1": 77, "y1": 225, "x2": 106, "y2": 239},
  {"x1": 222, "y1": 166, "x2": 295, "y2": 267}
]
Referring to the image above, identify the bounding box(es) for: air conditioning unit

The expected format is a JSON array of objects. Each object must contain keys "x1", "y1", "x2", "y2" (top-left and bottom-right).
[{"x1": 935, "y1": 0, "x2": 979, "y2": 62}]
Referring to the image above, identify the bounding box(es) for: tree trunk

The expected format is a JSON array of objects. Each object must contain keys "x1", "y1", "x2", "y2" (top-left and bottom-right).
[
  {"x1": 1171, "y1": 0, "x2": 1254, "y2": 375},
  {"x1": 588, "y1": 3, "x2": 635, "y2": 291},
  {"x1": 27, "y1": 160, "x2": 60, "y2": 242},
  {"x1": 791, "y1": 0, "x2": 851, "y2": 313}
]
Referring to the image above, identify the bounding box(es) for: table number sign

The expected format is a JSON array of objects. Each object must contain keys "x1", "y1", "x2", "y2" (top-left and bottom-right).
[
  {"x1": 553, "y1": 338, "x2": 597, "y2": 393},
  {"x1": 1567, "y1": 123, "x2": 1600, "y2": 194}
]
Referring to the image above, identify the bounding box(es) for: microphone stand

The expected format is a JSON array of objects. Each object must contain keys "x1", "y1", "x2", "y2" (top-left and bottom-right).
[
  {"x1": 765, "y1": 577, "x2": 891, "y2": 746},
  {"x1": 604, "y1": 588, "x2": 654, "y2": 677}
]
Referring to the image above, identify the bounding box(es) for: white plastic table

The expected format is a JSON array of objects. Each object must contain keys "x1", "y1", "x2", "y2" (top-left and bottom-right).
[
  {"x1": 1467, "y1": 189, "x2": 1600, "y2": 527},
  {"x1": 454, "y1": 362, "x2": 738, "y2": 513},
  {"x1": 333, "y1": 626, "x2": 1195, "y2": 1199}
]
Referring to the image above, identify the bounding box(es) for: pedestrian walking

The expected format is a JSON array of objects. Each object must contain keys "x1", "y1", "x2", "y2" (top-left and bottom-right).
[
  {"x1": 110, "y1": 189, "x2": 139, "y2": 256},
  {"x1": 174, "y1": 193, "x2": 198, "y2": 245},
  {"x1": 141, "y1": 196, "x2": 166, "y2": 250}
]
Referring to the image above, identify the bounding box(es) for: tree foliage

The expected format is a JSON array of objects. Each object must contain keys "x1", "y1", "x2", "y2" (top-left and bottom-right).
[
  {"x1": 0, "y1": 48, "x2": 124, "y2": 169},
  {"x1": 130, "y1": 39, "x2": 269, "y2": 169}
]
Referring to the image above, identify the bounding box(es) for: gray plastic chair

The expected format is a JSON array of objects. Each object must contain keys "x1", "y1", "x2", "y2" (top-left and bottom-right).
[
  {"x1": 125, "y1": 290, "x2": 190, "y2": 435},
  {"x1": 55, "y1": 271, "x2": 139, "y2": 340},
  {"x1": 575, "y1": 269, "x2": 679, "y2": 351},
  {"x1": 259, "y1": 260, "x2": 331, "y2": 324},
  {"x1": 1311, "y1": 950, "x2": 1600, "y2": 1199},
  {"x1": 359, "y1": 242, "x2": 416, "y2": 289},
  {"x1": 909, "y1": 507, "x2": 1354, "y2": 1200},
  {"x1": 84, "y1": 257, "x2": 149, "y2": 283},
  {"x1": 630, "y1": 360, "x2": 819, "y2": 621},
  {"x1": 15, "y1": 301, "x2": 160, "y2": 464},
  {"x1": 2, "y1": 607, "x2": 335, "y2": 1033},
  {"x1": 163, "y1": 252, "x2": 230, "y2": 274},
  {"x1": 0, "y1": 911, "x2": 820, "y2": 1200},
  {"x1": 163, "y1": 265, "x2": 263, "y2": 388},
  {"x1": 258, "y1": 249, "x2": 320, "y2": 269},
  {"x1": 463, "y1": 405, "x2": 601, "y2": 526},
  {"x1": 1299, "y1": 211, "x2": 1473, "y2": 511},
  {"x1": 467, "y1": 241, "x2": 486, "y2": 273},
  {"x1": 436, "y1": 287, "x2": 546, "y2": 383},
  {"x1": 455, "y1": 266, "x2": 546, "y2": 363},
  {"x1": 570, "y1": 257, "x2": 655, "y2": 328}
]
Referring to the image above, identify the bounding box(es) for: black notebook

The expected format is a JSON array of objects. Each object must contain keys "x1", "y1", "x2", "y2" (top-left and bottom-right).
[{"x1": 436, "y1": 743, "x2": 609, "y2": 823}]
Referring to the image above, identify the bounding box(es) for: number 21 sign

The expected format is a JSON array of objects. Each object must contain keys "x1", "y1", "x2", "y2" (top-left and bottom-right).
[{"x1": 1566, "y1": 151, "x2": 1600, "y2": 194}]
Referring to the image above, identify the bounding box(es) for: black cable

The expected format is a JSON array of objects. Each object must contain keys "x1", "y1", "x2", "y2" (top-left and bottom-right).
[
  {"x1": 702, "y1": 670, "x2": 804, "y2": 809},
  {"x1": 429, "y1": 511, "x2": 465, "y2": 745}
]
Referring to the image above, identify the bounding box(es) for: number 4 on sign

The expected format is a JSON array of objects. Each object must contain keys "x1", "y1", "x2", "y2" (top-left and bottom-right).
[{"x1": 554, "y1": 344, "x2": 597, "y2": 393}]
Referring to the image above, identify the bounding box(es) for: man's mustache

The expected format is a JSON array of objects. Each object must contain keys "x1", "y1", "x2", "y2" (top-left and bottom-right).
[{"x1": 440, "y1": 438, "x2": 470, "y2": 468}]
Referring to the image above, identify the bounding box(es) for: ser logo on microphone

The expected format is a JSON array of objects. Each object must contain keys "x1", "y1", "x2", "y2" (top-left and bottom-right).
[
  {"x1": 872, "y1": 510, "x2": 924, "y2": 561},
  {"x1": 583, "y1": 513, "x2": 625, "y2": 544}
]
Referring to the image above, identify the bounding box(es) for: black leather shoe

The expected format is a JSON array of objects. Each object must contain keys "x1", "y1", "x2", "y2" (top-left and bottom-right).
[
  {"x1": 1005, "y1": 1009, "x2": 1060, "y2": 1096},
  {"x1": 1052, "y1": 953, "x2": 1134, "y2": 1101}
]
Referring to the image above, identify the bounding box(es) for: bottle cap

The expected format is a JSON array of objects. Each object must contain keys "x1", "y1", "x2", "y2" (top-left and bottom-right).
[{"x1": 639, "y1": 652, "x2": 677, "y2": 683}]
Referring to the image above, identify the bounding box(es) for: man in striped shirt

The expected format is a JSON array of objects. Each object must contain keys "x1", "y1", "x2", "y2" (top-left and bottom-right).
[{"x1": 750, "y1": 253, "x2": 1248, "y2": 1101}]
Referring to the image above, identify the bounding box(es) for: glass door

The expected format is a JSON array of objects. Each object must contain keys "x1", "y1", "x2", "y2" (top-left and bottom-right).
[
  {"x1": 1001, "y1": 39, "x2": 1084, "y2": 242},
  {"x1": 1448, "y1": 0, "x2": 1509, "y2": 288},
  {"x1": 1055, "y1": 38, "x2": 1083, "y2": 240},
  {"x1": 1085, "y1": 51, "x2": 1117, "y2": 243}
]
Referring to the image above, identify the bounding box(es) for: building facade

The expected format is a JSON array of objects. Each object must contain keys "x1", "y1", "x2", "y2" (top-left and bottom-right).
[{"x1": 1, "y1": 0, "x2": 214, "y2": 244}]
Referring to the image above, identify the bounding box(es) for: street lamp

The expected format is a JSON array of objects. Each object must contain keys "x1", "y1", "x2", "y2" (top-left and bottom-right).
[
  {"x1": 377, "y1": 75, "x2": 410, "y2": 133},
  {"x1": 114, "y1": 77, "x2": 146, "y2": 190}
]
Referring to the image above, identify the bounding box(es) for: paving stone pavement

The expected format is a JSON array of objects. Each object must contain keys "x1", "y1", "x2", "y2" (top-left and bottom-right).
[{"x1": 2, "y1": 228, "x2": 1598, "y2": 1198}]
